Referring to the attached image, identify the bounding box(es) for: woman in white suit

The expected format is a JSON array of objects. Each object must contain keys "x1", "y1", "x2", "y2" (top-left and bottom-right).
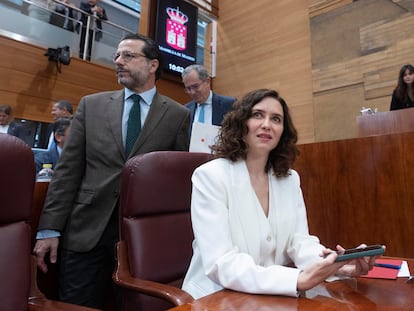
[{"x1": 182, "y1": 89, "x2": 376, "y2": 299}]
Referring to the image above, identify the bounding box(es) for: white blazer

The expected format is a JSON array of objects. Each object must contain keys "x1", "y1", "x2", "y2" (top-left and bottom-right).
[{"x1": 182, "y1": 158, "x2": 325, "y2": 299}]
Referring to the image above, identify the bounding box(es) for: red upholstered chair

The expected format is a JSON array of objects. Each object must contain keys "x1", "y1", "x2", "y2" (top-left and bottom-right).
[
  {"x1": 0, "y1": 134, "x2": 97, "y2": 311},
  {"x1": 0, "y1": 134, "x2": 35, "y2": 311},
  {"x1": 113, "y1": 151, "x2": 214, "y2": 311}
]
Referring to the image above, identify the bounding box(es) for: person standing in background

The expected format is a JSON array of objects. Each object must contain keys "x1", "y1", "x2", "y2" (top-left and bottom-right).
[
  {"x1": 77, "y1": 0, "x2": 108, "y2": 60},
  {"x1": 0, "y1": 104, "x2": 23, "y2": 139},
  {"x1": 42, "y1": 100, "x2": 73, "y2": 149},
  {"x1": 51, "y1": 100, "x2": 73, "y2": 121},
  {"x1": 390, "y1": 64, "x2": 414, "y2": 110},
  {"x1": 181, "y1": 64, "x2": 235, "y2": 138},
  {"x1": 49, "y1": 0, "x2": 78, "y2": 32},
  {"x1": 33, "y1": 33, "x2": 190, "y2": 309}
]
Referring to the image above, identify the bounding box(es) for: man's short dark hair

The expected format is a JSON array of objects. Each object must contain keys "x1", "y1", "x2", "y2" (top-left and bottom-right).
[
  {"x1": 55, "y1": 100, "x2": 73, "y2": 115},
  {"x1": 0, "y1": 104, "x2": 12, "y2": 115},
  {"x1": 53, "y1": 117, "x2": 72, "y2": 138},
  {"x1": 120, "y1": 33, "x2": 162, "y2": 80}
]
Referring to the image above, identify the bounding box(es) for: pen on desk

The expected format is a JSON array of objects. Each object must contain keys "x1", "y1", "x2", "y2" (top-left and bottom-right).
[{"x1": 374, "y1": 263, "x2": 401, "y2": 269}]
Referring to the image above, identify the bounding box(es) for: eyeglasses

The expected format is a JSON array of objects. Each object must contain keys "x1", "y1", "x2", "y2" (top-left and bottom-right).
[
  {"x1": 184, "y1": 82, "x2": 204, "y2": 93},
  {"x1": 112, "y1": 51, "x2": 147, "y2": 63}
]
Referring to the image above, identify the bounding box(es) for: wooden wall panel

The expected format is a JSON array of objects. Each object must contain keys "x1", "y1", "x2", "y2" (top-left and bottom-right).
[
  {"x1": 0, "y1": 36, "x2": 120, "y2": 122},
  {"x1": 310, "y1": 1, "x2": 414, "y2": 142},
  {"x1": 216, "y1": 0, "x2": 315, "y2": 143},
  {"x1": 360, "y1": 13, "x2": 414, "y2": 54},
  {"x1": 295, "y1": 131, "x2": 414, "y2": 258},
  {"x1": 309, "y1": 0, "x2": 352, "y2": 18},
  {"x1": 0, "y1": 35, "x2": 188, "y2": 123}
]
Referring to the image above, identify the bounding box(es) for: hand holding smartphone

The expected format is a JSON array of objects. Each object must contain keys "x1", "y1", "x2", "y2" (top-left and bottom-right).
[{"x1": 334, "y1": 245, "x2": 385, "y2": 262}]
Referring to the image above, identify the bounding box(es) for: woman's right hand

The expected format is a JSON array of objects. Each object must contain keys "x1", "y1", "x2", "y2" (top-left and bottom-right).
[{"x1": 297, "y1": 248, "x2": 347, "y2": 291}]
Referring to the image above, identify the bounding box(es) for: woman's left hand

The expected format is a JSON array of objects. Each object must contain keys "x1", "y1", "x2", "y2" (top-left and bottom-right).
[{"x1": 336, "y1": 244, "x2": 378, "y2": 277}]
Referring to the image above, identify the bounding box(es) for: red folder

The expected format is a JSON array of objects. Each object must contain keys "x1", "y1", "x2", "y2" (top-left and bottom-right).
[{"x1": 360, "y1": 259, "x2": 402, "y2": 280}]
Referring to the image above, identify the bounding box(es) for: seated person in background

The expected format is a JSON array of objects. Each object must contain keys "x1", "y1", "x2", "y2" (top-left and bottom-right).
[
  {"x1": 390, "y1": 64, "x2": 414, "y2": 110},
  {"x1": 77, "y1": 0, "x2": 108, "y2": 60},
  {"x1": 35, "y1": 117, "x2": 72, "y2": 174},
  {"x1": 181, "y1": 64, "x2": 235, "y2": 138},
  {"x1": 0, "y1": 104, "x2": 23, "y2": 139},
  {"x1": 182, "y1": 88, "x2": 377, "y2": 299},
  {"x1": 49, "y1": 0, "x2": 78, "y2": 32}
]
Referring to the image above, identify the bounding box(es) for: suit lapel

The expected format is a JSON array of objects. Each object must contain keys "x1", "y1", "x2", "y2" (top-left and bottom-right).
[
  {"x1": 211, "y1": 93, "x2": 222, "y2": 125},
  {"x1": 186, "y1": 102, "x2": 196, "y2": 137},
  {"x1": 229, "y1": 161, "x2": 261, "y2": 260},
  {"x1": 106, "y1": 90, "x2": 125, "y2": 159},
  {"x1": 188, "y1": 101, "x2": 197, "y2": 125}
]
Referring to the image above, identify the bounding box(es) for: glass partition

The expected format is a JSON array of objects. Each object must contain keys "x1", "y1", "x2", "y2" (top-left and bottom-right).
[
  {"x1": 0, "y1": 0, "x2": 216, "y2": 71},
  {"x1": 0, "y1": 0, "x2": 136, "y2": 66}
]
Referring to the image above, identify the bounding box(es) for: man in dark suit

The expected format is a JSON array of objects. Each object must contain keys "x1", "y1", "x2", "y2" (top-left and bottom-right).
[
  {"x1": 181, "y1": 64, "x2": 235, "y2": 138},
  {"x1": 0, "y1": 104, "x2": 23, "y2": 138},
  {"x1": 41, "y1": 100, "x2": 73, "y2": 150},
  {"x1": 49, "y1": 0, "x2": 78, "y2": 32},
  {"x1": 77, "y1": 0, "x2": 108, "y2": 60},
  {"x1": 33, "y1": 33, "x2": 190, "y2": 309}
]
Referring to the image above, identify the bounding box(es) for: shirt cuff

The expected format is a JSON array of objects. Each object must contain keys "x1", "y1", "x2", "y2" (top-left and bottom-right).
[{"x1": 36, "y1": 229, "x2": 61, "y2": 239}]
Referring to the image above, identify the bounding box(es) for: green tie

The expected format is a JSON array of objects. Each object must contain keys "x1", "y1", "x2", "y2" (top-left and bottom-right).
[{"x1": 125, "y1": 94, "x2": 141, "y2": 157}]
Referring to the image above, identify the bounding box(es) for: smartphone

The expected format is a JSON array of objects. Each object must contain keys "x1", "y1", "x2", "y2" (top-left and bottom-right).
[{"x1": 334, "y1": 245, "x2": 385, "y2": 262}]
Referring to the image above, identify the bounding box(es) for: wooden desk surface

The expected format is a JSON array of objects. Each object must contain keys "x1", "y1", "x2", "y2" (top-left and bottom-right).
[{"x1": 169, "y1": 259, "x2": 414, "y2": 311}]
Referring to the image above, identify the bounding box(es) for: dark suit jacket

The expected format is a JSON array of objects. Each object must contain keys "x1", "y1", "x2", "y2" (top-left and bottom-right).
[
  {"x1": 38, "y1": 90, "x2": 190, "y2": 252},
  {"x1": 34, "y1": 144, "x2": 59, "y2": 173},
  {"x1": 38, "y1": 123, "x2": 54, "y2": 150},
  {"x1": 50, "y1": 4, "x2": 77, "y2": 32},
  {"x1": 185, "y1": 93, "x2": 235, "y2": 137},
  {"x1": 77, "y1": 1, "x2": 108, "y2": 39},
  {"x1": 390, "y1": 89, "x2": 414, "y2": 110},
  {"x1": 7, "y1": 121, "x2": 22, "y2": 138}
]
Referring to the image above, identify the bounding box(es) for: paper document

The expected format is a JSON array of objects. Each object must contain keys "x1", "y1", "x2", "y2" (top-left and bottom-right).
[
  {"x1": 398, "y1": 260, "x2": 410, "y2": 277},
  {"x1": 361, "y1": 258, "x2": 403, "y2": 279},
  {"x1": 189, "y1": 122, "x2": 220, "y2": 153}
]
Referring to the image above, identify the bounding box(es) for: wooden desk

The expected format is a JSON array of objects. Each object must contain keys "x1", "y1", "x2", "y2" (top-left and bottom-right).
[
  {"x1": 356, "y1": 107, "x2": 414, "y2": 137},
  {"x1": 295, "y1": 131, "x2": 414, "y2": 258},
  {"x1": 169, "y1": 259, "x2": 414, "y2": 310}
]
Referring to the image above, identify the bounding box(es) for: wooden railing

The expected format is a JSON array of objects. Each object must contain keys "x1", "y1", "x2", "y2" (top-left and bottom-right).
[{"x1": 356, "y1": 108, "x2": 414, "y2": 137}]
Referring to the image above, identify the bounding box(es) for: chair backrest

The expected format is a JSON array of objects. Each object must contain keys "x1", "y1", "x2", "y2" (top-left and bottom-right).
[
  {"x1": 0, "y1": 134, "x2": 35, "y2": 311},
  {"x1": 119, "y1": 151, "x2": 214, "y2": 311}
]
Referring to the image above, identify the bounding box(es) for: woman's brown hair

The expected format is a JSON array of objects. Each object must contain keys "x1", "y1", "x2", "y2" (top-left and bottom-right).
[{"x1": 212, "y1": 89, "x2": 299, "y2": 177}]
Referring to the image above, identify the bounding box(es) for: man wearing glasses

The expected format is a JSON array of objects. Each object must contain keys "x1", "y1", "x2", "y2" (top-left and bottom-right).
[
  {"x1": 181, "y1": 64, "x2": 235, "y2": 138},
  {"x1": 33, "y1": 33, "x2": 190, "y2": 309}
]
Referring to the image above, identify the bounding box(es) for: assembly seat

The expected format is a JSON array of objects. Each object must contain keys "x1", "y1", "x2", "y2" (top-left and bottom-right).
[
  {"x1": 0, "y1": 133, "x2": 98, "y2": 311},
  {"x1": 113, "y1": 151, "x2": 214, "y2": 311}
]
